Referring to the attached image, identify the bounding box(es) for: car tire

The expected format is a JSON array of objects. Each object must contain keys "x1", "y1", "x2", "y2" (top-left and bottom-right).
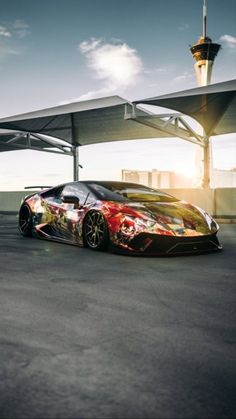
[
  {"x1": 19, "y1": 204, "x2": 33, "y2": 237},
  {"x1": 83, "y1": 211, "x2": 109, "y2": 251}
]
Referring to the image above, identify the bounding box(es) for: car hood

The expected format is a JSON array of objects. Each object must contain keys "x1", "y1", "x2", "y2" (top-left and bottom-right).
[{"x1": 124, "y1": 200, "x2": 219, "y2": 236}]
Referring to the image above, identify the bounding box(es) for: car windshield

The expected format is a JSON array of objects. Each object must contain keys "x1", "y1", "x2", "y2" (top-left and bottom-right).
[{"x1": 89, "y1": 182, "x2": 179, "y2": 203}]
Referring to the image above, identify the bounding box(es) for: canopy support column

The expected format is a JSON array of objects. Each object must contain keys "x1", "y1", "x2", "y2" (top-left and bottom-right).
[
  {"x1": 202, "y1": 136, "x2": 210, "y2": 188},
  {"x1": 71, "y1": 113, "x2": 80, "y2": 181},
  {"x1": 72, "y1": 145, "x2": 80, "y2": 181}
]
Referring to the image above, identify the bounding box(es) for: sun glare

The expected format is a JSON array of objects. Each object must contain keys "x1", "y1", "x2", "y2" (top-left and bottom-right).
[{"x1": 174, "y1": 163, "x2": 197, "y2": 179}]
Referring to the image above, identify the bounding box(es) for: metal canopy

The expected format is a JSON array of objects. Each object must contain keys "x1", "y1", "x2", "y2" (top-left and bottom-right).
[
  {"x1": 0, "y1": 96, "x2": 176, "y2": 146},
  {"x1": 0, "y1": 81, "x2": 235, "y2": 184},
  {"x1": 0, "y1": 95, "x2": 201, "y2": 181},
  {"x1": 135, "y1": 79, "x2": 236, "y2": 137}
]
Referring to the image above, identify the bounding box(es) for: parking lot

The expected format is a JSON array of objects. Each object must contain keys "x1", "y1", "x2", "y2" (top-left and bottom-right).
[{"x1": 0, "y1": 213, "x2": 235, "y2": 419}]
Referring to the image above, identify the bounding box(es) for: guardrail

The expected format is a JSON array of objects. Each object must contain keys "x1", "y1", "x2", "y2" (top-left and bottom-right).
[{"x1": 0, "y1": 188, "x2": 235, "y2": 218}]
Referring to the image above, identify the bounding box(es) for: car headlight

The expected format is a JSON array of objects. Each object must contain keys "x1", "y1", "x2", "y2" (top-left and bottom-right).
[
  {"x1": 121, "y1": 214, "x2": 173, "y2": 236},
  {"x1": 122, "y1": 215, "x2": 155, "y2": 228},
  {"x1": 202, "y1": 210, "x2": 219, "y2": 232},
  {"x1": 195, "y1": 206, "x2": 219, "y2": 232}
]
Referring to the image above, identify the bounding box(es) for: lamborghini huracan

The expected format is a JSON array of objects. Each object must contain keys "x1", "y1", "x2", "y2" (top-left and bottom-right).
[{"x1": 18, "y1": 181, "x2": 222, "y2": 255}]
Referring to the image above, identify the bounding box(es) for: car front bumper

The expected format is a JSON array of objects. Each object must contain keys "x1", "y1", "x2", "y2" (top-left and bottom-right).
[{"x1": 114, "y1": 232, "x2": 222, "y2": 255}]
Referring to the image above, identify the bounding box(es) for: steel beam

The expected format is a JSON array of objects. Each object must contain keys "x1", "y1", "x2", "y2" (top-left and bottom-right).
[
  {"x1": 2, "y1": 141, "x2": 71, "y2": 155},
  {"x1": 6, "y1": 135, "x2": 26, "y2": 144},
  {"x1": 125, "y1": 104, "x2": 213, "y2": 188},
  {"x1": 4, "y1": 131, "x2": 72, "y2": 155},
  {"x1": 125, "y1": 104, "x2": 205, "y2": 147},
  {"x1": 32, "y1": 133, "x2": 72, "y2": 155}
]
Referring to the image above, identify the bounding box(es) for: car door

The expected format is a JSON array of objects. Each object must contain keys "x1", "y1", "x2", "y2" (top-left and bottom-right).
[
  {"x1": 41, "y1": 183, "x2": 94, "y2": 243},
  {"x1": 59, "y1": 183, "x2": 95, "y2": 242},
  {"x1": 38, "y1": 185, "x2": 71, "y2": 240}
]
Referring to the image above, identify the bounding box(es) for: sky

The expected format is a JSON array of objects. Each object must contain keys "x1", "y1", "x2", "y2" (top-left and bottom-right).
[{"x1": 0, "y1": 0, "x2": 235, "y2": 190}]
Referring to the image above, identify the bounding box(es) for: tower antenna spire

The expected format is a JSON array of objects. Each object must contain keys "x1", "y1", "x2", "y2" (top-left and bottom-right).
[{"x1": 203, "y1": 0, "x2": 207, "y2": 38}]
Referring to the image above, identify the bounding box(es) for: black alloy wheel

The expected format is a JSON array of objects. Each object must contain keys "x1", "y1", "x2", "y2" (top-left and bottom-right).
[
  {"x1": 19, "y1": 204, "x2": 33, "y2": 237},
  {"x1": 83, "y1": 211, "x2": 109, "y2": 250}
]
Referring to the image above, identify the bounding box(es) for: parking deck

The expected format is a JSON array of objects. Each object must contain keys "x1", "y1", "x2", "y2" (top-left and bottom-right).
[{"x1": 0, "y1": 213, "x2": 235, "y2": 418}]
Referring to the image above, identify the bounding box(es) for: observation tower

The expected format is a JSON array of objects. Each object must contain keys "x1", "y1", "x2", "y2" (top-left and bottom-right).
[
  {"x1": 190, "y1": 0, "x2": 221, "y2": 86},
  {"x1": 190, "y1": 0, "x2": 221, "y2": 188}
]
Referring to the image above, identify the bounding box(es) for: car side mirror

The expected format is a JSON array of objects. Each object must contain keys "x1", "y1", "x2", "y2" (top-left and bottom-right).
[{"x1": 61, "y1": 195, "x2": 80, "y2": 208}]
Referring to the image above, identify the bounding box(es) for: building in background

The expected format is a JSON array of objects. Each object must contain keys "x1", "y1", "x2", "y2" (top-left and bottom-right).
[
  {"x1": 122, "y1": 169, "x2": 193, "y2": 188},
  {"x1": 122, "y1": 168, "x2": 236, "y2": 188},
  {"x1": 122, "y1": 170, "x2": 152, "y2": 187}
]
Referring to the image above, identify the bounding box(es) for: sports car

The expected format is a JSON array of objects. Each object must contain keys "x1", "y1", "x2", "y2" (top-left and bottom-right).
[{"x1": 18, "y1": 180, "x2": 222, "y2": 255}]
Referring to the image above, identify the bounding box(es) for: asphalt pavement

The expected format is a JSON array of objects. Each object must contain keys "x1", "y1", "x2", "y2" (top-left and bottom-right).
[{"x1": 0, "y1": 213, "x2": 235, "y2": 419}]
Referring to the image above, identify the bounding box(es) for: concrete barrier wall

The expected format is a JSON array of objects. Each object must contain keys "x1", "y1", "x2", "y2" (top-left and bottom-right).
[
  {"x1": 0, "y1": 191, "x2": 38, "y2": 212},
  {"x1": 163, "y1": 189, "x2": 215, "y2": 215},
  {"x1": 165, "y1": 188, "x2": 236, "y2": 217},
  {"x1": 0, "y1": 188, "x2": 236, "y2": 217},
  {"x1": 214, "y1": 188, "x2": 236, "y2": 217}
]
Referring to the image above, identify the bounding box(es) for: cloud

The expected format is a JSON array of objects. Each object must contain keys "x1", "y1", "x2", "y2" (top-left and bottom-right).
[
  {"x1": 178, "y1": 23, "x2": 190, "y2": 31},
  {"x1": 0, "y1": 20, "x2": 30, "y2": 40},
  {"x1": 144, "y1": 65, "x2": 174, "y2": 75},
  {"x1": 0, "y1": 20, "x2": 31, "y2": 60},
  {"x1": 59, "y1": 86, "x2": 117, "y2": 104},
  {"x1": 173, "y1": 71, "x2": 195, "y2": 83},
  {"x1": 0, "y1": 44, "x2": 20, "y2": 57},
  {"x1": 0, "y1": 25, "x2": 11, "y2": 37},
  {"x1": 219, "y1": 34, "x2": 236, "y2": 49},
  {"x1": 0, "y1": 41, "x2": 22, "y2": 60},
  {"x1": 13, "y1": 19, "x2": 31, "y2": 38},
  {"x1": 77, "y1": 37, "x2": 143, "y2": 99},
  {"x1": 79, "y1": 38, "x2": 102, "y2": 53}
]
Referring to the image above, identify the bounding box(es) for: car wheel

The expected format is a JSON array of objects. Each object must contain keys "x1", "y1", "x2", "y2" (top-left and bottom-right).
[
  {"x1": 83, "y1": 211, "x2": 109, "y2": 250},
  {"x1": 19, "y1": 204, "x2": 33, "y2": 237}
]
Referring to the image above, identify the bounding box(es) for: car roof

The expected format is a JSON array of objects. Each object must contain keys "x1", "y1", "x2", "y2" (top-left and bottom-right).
[{"x1": 80, "y1": 180, "x2": 149, "y2": 189}]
